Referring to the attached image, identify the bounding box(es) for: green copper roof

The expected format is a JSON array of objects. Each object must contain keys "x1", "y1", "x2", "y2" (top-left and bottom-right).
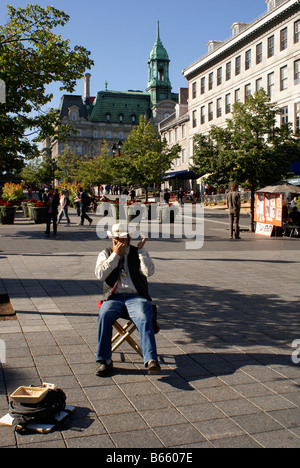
[
  {"x1": 148, "y1": 21, "x2": 169, "y2": 62},
  {"x1": 88, "y1": 90, "x2": 151, "y2": 123}
]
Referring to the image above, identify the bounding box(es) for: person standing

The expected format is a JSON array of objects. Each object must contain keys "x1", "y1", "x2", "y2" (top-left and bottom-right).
[
  {"x1": 178, "y1": 188, "x2": 184, "y2": 207},
  {"x1": 44, "y1": 187, "x2": 59, "y2": 237},
  {"x1": 226, "y1": 183, "x2": 241, "y2": 239}
]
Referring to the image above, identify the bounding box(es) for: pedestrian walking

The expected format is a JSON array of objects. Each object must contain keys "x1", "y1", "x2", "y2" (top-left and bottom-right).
[
  {"x1": 226, "y1": 183, "x2": 241, "y2": 239},
  {"x1": 57, "y1": 190, "x2": 70, "y2": 225},
  {"x1": 77, "y1": 188, "x2": 93, "y2": 226}
]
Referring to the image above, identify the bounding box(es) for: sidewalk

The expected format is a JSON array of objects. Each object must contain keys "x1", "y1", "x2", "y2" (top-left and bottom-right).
[{"x1": 1, "y1": 209, "x2": 300, "y2": 448}]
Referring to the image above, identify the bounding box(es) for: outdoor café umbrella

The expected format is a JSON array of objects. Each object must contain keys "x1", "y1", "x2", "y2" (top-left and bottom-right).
[{"x1": 257, "y1": 181, "x2": 300, "y2": 194}]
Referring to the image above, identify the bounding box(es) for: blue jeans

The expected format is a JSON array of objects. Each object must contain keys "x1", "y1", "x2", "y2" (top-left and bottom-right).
[
  {"x1": 58, "y1": 206, "x2": 70, "y2": 223},
  {"x1": 96, "y1": 294, "x2": 158, "y2": 366}
]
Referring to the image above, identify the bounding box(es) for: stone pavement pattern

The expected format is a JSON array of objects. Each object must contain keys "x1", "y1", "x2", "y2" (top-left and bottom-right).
[{"x1": 1, "y1": 209, "x2": 300, "y2": 448}]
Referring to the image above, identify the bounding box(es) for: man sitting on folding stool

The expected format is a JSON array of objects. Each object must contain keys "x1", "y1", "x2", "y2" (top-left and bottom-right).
[{"x1": 95, "y1": 223, "x2": 160, "y2": 377}]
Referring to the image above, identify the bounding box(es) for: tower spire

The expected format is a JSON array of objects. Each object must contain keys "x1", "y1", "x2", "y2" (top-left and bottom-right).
[{"x1": 157, "y1": 20, "x2": 161, "y2": 42}]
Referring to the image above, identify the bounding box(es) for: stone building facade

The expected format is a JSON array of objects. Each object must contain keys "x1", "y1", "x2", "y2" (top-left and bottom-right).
[
  {"x1": 160, "y1": 0, "x2": 300, "y2": 188},
  {"x1": 42, "y1": 22, "x2": 182, "y2": 161}
]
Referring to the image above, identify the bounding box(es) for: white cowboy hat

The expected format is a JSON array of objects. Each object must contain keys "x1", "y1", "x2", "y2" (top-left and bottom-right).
[{"x1": 107, "y1": 223, "x2": 135, "y2": 239}]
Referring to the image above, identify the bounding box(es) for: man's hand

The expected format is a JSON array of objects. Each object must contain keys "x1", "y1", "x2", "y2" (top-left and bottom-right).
[
  {"x1": 112, "y1": 238, "x2": 127, "y2": 256},
  {"x1": 137, "y1": 233, "x2": 147, "y2": 250}
]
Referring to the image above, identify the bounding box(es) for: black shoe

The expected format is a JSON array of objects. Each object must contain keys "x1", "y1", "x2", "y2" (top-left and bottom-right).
[
  {"x1": 96, "y1": 360, "x2": 113, "y2": 377},
  {"x1": 147, "y1": 360, "x2": 161, "y2": 375},
  {"x1": 89, "y1": 219, "x2": 93, "y2": 225}
]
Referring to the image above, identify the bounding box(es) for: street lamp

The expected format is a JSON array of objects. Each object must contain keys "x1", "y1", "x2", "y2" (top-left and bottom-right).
[{"x1": 111, "y1": 141, "x2": 123, "y2": 194}]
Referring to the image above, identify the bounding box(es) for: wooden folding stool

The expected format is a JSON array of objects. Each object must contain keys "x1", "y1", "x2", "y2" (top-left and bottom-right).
[
  {"x1": 112, "y1": 317, "x2": 143, "y2": 357},
  {"x1": 98, "y1": 301, "x2": 160, "y2": 358}
]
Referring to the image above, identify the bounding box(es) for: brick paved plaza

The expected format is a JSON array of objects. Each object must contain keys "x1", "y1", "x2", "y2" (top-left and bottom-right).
[{"x1": 0, "y1": 206, "x2": 300, "y2": 448}]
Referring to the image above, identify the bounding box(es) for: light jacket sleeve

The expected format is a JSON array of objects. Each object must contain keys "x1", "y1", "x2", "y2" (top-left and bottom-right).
[
  {"x1": 95, "y1": 250, "x2": 120, "y2": 281},
  {"x1": 138, "y1": 248, "x2": 155, "y2": 277}
]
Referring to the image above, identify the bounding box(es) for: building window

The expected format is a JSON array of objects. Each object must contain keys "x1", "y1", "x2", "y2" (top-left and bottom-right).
[
  {"x1": 225, "y1": 94, "x2": 231, "y2": 114},
  {"x1": 175, "y1": 127, "x2": 179, "y2": 141},
  {"x1": 280, "y1": 27, "x2": 288, "y2": 51},
  {"x1": 217, "y1": 67, "x2": 222, "y2": 86},
  {"x1": 281, "y1": 106, "x2": 288, "y2": 125},
  {"x1": 76, "y1": 145, "x2": 82, "y2": 155},
  {"x1": 192, "y1": 110, "x2": 197, "y2": 128},
  {"x1": 217, "y1": 98, "x2": 222, "y2": 118},
  {"x1": 201, "y1": 106, "x2": 205, "y2": 124},
  {"x1": 295, "y1": 60, "x2": 300, "y2": 82},
  {"x1": 106, "y1": 113, "x2": 111, "y2": 122},
  {"x1": 268, "y1": 73, "x2": 275, "y2": 97},
  {"x1": 235, "y1": 56, "x2": 241, "y2": 75},
  {"x1": 280, "y1": 66, "x2": 288, "y2": 91},
  {"x1": 72, "y1": 112, "x2": 78, "y2": 121},
  {"x1": 295, "y1": 20, "x2": 300, "y2": 43},
  {"x1": 245, "y1": 84, "x2": 251, "y2": 101},
  {"x1": 256, "y1": 78, "x2": 263, "y2": 92},
  {"x1": 295, "y1": 103, "x2": 300, "y2": 132},
  {"x1": 208, "y1": 102, "x2": 213, "y2": 121},
  {"x1": 106, "y1": 131, "x2": 111, "y2": 139},
  {"x1": 235, "y1": 89, "x2": 241, "y2": 103},
  {"x1": 131, "y1": 114, "x2": 136, "y2": 123},
  {"x1": 119, "y1": 114, "x2": 123, "y2": 123},
  {"x1": 93, "y1": 130, "x2": 98, "y2": 138},
  {"x1": 268, "y1": 35, "x2": 275, "y2": 57},
  {"x1": 182, "y1": 124, "x2": 186, "y2": 139},
  {"x1": 201, "y1": 77, "x2": 205, "y2": 94},
  {"x1": 169, "y1": 130, "x2": 172, "y2": 143},
  {"x1": 226, "y1": 62, "x2": 231, "y2": 81},
  {"x1": 245, "y1": 50, "x2": 251, "y2": 70},
  {"x1": 192, "y1": 82, "x2": 197, "y2": 99},
  {"x1": 209, "y1": 72, "x2": 213, "y2": 90},
  {"x1": 256, "y1": 43, "x2": 263, "y2": 64},
  {"x1": 182, "y1": 149, "x2": 186, "y2": 163}
]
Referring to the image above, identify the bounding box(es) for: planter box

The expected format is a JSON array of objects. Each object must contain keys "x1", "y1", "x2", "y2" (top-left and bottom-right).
[
  {"x1": 0, "y1": 206, "x2": 17, "y2": 224},
  {"x1": 31, "y1": 207, "x2": 48, "y2": 224}
]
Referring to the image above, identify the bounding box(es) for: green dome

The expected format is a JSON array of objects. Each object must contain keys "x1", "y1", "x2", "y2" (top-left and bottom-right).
[{"x1": 148, "y1": 21, "x2": 169, "y2": 62}]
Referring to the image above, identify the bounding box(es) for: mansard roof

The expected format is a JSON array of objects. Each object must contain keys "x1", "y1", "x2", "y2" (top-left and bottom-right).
[
  {"x1": 88, "y1": 90, "x2": 151, "y2": 123},
  {"x1": 59, "y1": 95, "x2": 88, "y2": 120}
]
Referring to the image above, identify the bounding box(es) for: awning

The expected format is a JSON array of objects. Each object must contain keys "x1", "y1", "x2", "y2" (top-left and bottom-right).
[
  {"x1": 196, "y1": 173, "x2": 214, "y2": 184},
  {"x1": 257, "y1": 181, "x2": 300, "y2": 194},
  {"x1": 287, "y1": 178, "x2": 300, "y2": 186},
  {"x1": 164, "y1": 170, "x2": 199, "y2": 180}
]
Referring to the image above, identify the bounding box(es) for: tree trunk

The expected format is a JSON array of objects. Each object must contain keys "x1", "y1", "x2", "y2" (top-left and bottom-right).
[
  {"x1": 145, "y1": 185, "x2": 149, "y2": 202},
  {"x1": 249, "y1": 189, "x2": 255, "y2": 232}
]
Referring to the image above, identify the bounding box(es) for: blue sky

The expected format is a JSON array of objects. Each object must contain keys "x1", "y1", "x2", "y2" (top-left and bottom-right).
[{"x1": 1, "y1": 0, "x2": 268, "y2": 109}]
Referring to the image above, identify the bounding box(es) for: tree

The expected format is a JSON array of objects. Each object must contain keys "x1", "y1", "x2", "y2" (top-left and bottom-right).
[
  {"x1": 192, "y1": 90, "x2": 300, "y2": 231},
  {"x1": 112, "y1": 116, "x2": 181, "y2": 200},
  {"x1": 55, "y1": 146, "x2": 82, "y2": 183},
  {"x1": 78, "y1": 143, "x2": 115, "y2": 192},
  {"x1": 0, "y1": 4, "x2": 93, "y2": 179}
]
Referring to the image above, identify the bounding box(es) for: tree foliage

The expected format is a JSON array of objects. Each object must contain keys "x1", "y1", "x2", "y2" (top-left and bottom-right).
[
  {"x1": 192, "y1": 90, "x2": 300, "y2": 229},
  {"x1": 0, "y1": 4, "x2": 93, "y2": 178},
  {"x1": 112, "y1": 116, "x2": 181, "y2": 199}
]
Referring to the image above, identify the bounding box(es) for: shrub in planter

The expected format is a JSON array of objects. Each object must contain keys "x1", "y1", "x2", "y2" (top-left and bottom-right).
[
  {"x1": 1, "y1": 183, "x2": 23, "y2": 202},
  {"x1": 30, "y1": 201, "x2": 48, "y2": 224},
  {"x1": 0, "y1": 201, "x2": 17, "y2": 224}
]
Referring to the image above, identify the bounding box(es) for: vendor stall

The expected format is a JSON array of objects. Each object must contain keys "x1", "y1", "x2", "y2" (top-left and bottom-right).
[{"x1": 255, "y1": 182, "x2": 300, "y2": 237}]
